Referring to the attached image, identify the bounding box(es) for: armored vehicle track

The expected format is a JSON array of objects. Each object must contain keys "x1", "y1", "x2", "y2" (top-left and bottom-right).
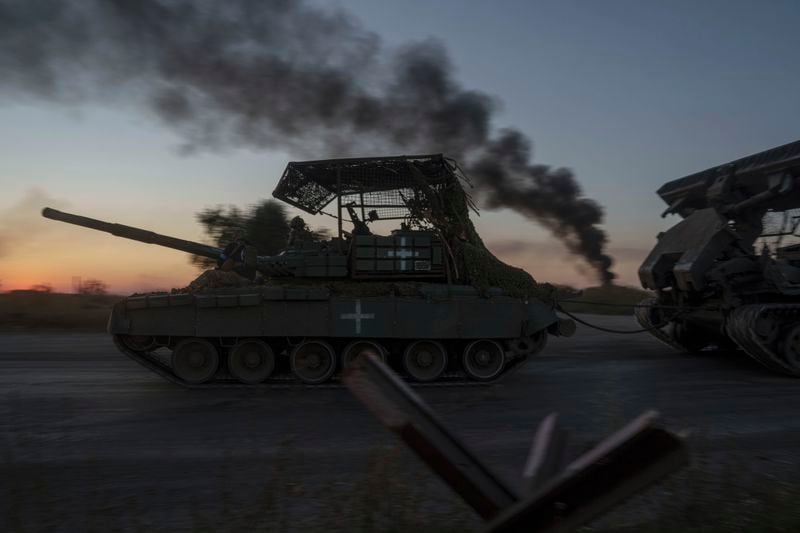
[
  {"x1": 636, "y1": 300, "x2": 800, "y2": 376},
  {"x1": 726, "y1": 304, "x2": 800, "y2": 376},
  {"x1": 113, "y1": 333, "x2": 546, "y2": 389}
]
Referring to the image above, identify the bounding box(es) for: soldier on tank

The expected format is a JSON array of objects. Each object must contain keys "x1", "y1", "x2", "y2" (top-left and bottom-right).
[
  {"x1": 345, "y1": 204, "x2": 372, "y2": 236},
  {"x1": 219, "y1": 236, "x2": 258, "y2": 279},
  {"x1": 186, "y1": 234, "x2": 258, "y2": 292},
  {"x1": 287, "y1": 216, "x2": 314, "y2": 246}
]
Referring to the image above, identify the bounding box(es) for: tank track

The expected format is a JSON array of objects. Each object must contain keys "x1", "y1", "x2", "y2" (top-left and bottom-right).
[
  {"x1": 113, "y1": 335, "x2": 540, "y2": 389},
  {"x1": 634, "y1": 298, "x2": 691, "y2": 352},
  {"x1": 725, "y1": 304, "x2": 800, "y2": 376}
]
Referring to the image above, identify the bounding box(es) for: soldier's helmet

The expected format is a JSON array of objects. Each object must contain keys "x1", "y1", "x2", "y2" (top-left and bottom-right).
[{"x1": 290, "y1": 216, "x2": 306, "y2": 230}]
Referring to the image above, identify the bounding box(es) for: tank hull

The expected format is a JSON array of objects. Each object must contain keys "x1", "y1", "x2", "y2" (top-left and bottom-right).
[{"x1": 109, "y1": 284, "x2": 563, "y2": 387}]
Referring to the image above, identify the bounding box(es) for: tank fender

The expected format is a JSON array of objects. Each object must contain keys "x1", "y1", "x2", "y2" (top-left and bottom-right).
[
  {"x1": 107, "y1": 301, "x2": 131, "y2": 334},
  {"x1": 523, "y1": 299, "x2": 560, "y2": 337}
]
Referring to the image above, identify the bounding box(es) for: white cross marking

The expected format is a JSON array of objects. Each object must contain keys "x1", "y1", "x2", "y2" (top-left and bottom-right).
[
  {"x1": 340, "y1": 299, "x2": 375, "y2": 334},
  {"x1": 387, "y1": 238, "x2": 418, "y2": 270}
]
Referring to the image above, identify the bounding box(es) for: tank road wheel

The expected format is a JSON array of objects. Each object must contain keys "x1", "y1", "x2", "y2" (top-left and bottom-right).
[
  {"x1": 171, "y1": 339, "x2": 220, "y2": 384},
  {"x1": 462, "y1": 340, "x2": 505, "y2": 381},
  {"x1": 290, "y1": 340, "x2": 337, "y2": 384},
  {"x1": 342, "y1": 340, "x2": 387, "y2": 370},
  {"x1": 403, "y1": 340, "x2": 447, "y2": 382},
  {"x1": 782, "y1": 325, "x2": 800, "y2": 371},
  {"x1": 228, "y1": 340, "x2": 275, "y2": 384}
]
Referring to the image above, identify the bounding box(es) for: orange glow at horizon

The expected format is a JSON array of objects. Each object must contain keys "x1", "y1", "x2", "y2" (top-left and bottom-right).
[
  {"x1": 1, "y1": 239, "x2": 200, "y2": 294},
  {"x1": 0, "y1": 190, "x2": 204, "y2": 294}
]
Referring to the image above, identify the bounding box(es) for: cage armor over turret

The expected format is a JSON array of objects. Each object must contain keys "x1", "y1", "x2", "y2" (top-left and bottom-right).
[
  {"x1": 43, "y1": 154, "x2": 574, "y2": 388},
  {"x1": 636, "y1": 139, "x2": 800, "y2": 376}
]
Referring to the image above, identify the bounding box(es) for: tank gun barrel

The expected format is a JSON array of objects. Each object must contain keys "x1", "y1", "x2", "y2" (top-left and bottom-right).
[
  {"x1": 42, "y1": 207, "x2": 346, "y2": 278},
  {"x1": 42, "y1": 207, "x2": 224, "y2": 260}
]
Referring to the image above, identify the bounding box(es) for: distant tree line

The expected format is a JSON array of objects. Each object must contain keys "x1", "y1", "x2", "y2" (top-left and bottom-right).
[
  {"x1": 78, "y1": 279, "x2": 109, "y2": 295},
  {"x1": 22, "y1": 279, "x2": 109, "y2": 294}
]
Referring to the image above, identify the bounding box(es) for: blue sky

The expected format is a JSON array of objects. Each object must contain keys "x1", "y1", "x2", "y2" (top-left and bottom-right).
[
  {"x1": 341, "y1": 0, "x2": 799, "y2": 232},
  {"x1": 0, "y1": 0, "x2": 797, "y2": 291}
]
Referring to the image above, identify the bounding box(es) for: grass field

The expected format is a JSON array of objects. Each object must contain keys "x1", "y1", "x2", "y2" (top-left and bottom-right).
[
  {"x1": 557, "y1": 284, "x2": 652, "y2": 316},
  {"x1": 0, "y1": 291, "x2": 120, "y2": 331}
]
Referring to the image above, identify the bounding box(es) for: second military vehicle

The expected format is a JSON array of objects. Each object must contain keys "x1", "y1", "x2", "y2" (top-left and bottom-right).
[
  {"x1": 44, "y1": 154, "x2": 574, "y2": 387},
  {"x1": 637, "y1": 140, "x2": 800, "y2": 376}
]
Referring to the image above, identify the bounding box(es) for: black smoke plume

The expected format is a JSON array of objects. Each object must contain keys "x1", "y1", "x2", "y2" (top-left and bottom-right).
[{"x1": 0, "y1": 0, "x2": 615, "y2": 283}]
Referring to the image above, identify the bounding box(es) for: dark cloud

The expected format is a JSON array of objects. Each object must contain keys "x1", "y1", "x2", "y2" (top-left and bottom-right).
[
  {"x1": 472, "y1": 130, "x2": 615, "y2": 283},
  {"x1": 0, "y1": 0, "x2": 615, "y2": 282}
]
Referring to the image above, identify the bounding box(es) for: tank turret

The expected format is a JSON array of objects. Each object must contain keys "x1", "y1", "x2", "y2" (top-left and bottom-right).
[
  {"x1": 42, "y1": 207, "x2": 352, "y2": 279},
  {"x1": 41, "y1": 207, "x2": 448, "y2": 280}
]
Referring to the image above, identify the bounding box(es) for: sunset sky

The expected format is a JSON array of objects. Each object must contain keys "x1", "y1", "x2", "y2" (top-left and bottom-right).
[{"x1": 1, "y1": 0, "x2": 798, "y2": 293}]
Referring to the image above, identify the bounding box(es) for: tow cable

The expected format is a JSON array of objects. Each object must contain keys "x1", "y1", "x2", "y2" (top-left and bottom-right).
[{"x1": 554, "y1": 299, "x2": 709, "y2": 335}]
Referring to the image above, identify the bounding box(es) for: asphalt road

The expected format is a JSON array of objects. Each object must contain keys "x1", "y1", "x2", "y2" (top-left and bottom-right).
[{"x1": 1, "y1": 316, "x2": 799, "y2": 532}]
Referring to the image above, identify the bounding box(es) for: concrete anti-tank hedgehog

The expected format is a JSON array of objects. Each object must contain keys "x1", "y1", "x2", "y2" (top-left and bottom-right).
[
  {"x1": 637, "y1": 140, "x2": 800, "y2": 376},
  {"x1": 43, "y1": 154, "x2": 575, "y2": 387}
]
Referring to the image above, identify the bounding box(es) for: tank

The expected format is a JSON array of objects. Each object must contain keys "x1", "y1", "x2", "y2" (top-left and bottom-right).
[
  {"x1": 636, "y1": 139, "x2": 800, "y2": 375},
  {"x1": 43, "y1": 154, "x2": 574, "y2": 387}
]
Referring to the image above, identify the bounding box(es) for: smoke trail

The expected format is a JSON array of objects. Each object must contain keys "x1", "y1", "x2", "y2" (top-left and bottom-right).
[
  {"x1": 471, "y1": 130, "x2": 615, "y2": 284},
  {"x1": 0, "y1": 0, "x2": 615, "y2": 282}
]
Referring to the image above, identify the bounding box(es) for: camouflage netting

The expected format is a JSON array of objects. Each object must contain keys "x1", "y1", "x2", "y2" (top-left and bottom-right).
[
  {"x1": 406, "y1": 159, "x2": 552, "y2": 299},
  {"x1": 179, "y1": 270, "x2": 256, "y2": 293}
]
